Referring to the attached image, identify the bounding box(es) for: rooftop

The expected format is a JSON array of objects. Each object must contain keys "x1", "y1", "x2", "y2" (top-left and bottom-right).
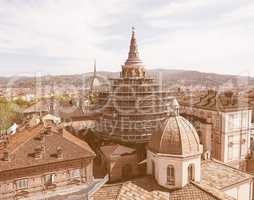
[
  {"x1": 23, "y1": 99, "x2": 85, "y2": 119},
  {"x1": 100, "y1": 144, "x2": 136, "y2": 159},
  {"x1": 92, "y1": 176, "x2": 234, "y2": 200},
  {"x1": 0, "y1": 124, "x2": 95, "y2": 177},
  {"x1": 201, "y1": 160, "x2": 253, "y2": 190},
  {"x1": 178, "y1": 90, "x2": 250, "y2": 112}
]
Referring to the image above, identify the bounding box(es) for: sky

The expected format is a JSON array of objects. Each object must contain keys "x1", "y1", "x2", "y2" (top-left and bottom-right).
[{"x1": 0, "y1": 0, "x2": 254, "y2": 77}]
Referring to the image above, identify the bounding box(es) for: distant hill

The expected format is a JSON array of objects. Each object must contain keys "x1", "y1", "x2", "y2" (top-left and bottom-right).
[{"x1": 0, "y1": 69, "x2": 254, "y2": 89}]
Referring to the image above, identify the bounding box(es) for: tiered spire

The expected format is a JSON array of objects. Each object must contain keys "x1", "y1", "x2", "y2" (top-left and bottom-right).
[{"x1": 125, "y1": 27, "x2": 142, "y2": 65}]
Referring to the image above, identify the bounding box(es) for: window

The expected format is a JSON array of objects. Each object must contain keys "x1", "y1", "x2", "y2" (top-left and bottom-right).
[
  {"x1": 228, "y1": 136, "x2": 234, "y2": 160},
  {"x1": 188, "y1": 165, "x2": 195, "y2": 182},
  {"x1": 242, "y1": 112, "x2": 249, "y2": 128},
  {"x1": 241, "y1": 135, "x2": 248, "y2": 157},
  {"x1": 167, "y1": 165, "x2": 175, "y2": 185},
  {"x1": 70, "y1": 169, "x2": 81, "y2": 179},
  {"x1": 44, "y1": 174, "x2": 55, "y2": 186},
  {"x1": 228, "y1": 113, "x2": 241, "y2": 130},
  {"x1": 16, "y1": 179, "x2": 28, "y2": 190},
  {"x1": 215, "y1": 118, "x2": 220, "y2": 129}
]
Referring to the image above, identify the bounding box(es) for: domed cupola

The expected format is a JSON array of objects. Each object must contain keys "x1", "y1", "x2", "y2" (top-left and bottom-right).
[
  {"x1": 146, "y1": 100, "x2": 203, "y2": 189},
  {"x1": 149, "y1": 116, "x2": 201, "y2": 156}
]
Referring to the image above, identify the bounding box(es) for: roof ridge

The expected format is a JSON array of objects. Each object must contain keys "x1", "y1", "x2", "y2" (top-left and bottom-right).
[
  {"x1": 175, "y1": 116, "x2": 183, "y2": 155},
  {"x1": 182, "y1": 116, "x2": 200, "y2": 152},
  {"x1": 179, "y1": 116, "x2": 192, "y2": 154},
  {"x1": 112, "y1": 144, "x2": 120, "y2": 154},
  {"x1": 62, "y1": 129, "x2": 95, "y2": 156},
  {"x1": 158, "y1": 118, "x2": 170, "y2": 153}
]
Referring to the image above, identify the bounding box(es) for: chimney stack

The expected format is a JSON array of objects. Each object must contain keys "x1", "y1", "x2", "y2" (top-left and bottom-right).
[{"x1": 34, "y1": 146, "x2": 43, "y2": 159}]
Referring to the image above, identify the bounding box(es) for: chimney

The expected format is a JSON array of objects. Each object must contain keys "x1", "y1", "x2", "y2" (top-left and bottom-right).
[
  {"x1": 34, "y1": 146, "x2": 43, "y2": 159},
  {"x1": 3, "y1": 141, "x2": 8, "y2": 149},
  {"x1": 57, "y1": 147, "x2": 63, "y2": 159},
  {"x1": 57, "y1": 127, "x2": 64, "y2": 136},
  {"x1": 3, "y1": 151, "x2": 9, "y2": 161}
]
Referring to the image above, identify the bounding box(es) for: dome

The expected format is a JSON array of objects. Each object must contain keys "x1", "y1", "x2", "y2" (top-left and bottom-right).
[{"x1": 149, "y1": 116, "x2": 201, "y2": 156}]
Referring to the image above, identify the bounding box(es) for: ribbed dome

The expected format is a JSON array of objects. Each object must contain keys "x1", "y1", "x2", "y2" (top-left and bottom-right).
[{"x1": 149, "y1": 116, "x2": 201, "y2": 156}]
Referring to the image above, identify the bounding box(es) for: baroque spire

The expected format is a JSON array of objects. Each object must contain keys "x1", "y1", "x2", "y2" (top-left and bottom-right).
[{"x1": 125, "y1": 27, "x2": 142, "y2": 65}]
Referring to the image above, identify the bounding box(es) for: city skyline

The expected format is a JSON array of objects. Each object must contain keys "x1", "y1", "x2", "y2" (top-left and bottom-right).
[
  {"x1": 0, "y1": 0, "x2": 254, "y2": 77},
  {"x1": 1, "y1": 3, "x2": 254, "y2": 199}
]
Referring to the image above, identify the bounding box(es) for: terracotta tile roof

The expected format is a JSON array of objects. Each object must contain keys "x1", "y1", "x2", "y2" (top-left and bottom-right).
[
  {"x1": 92, "y1": 176, "x2": 232, "y2": 200},
  {"x1": 193, "y1": 182, "x2": 236, "y2": 200},
  {"x1": 0, "y1": 124, "x2": 95, "y2": 172},
  {"x1": 92, "y1": 183, "x2": 123, "y2": 200},
  {"x1": 170, "y1": 183, "x2": 234, "y2": 200},
  {"x1": 100, "y1": 144, "x2": 136, "y2": 158},
  {"x1": 201, "y1": 160, "x2": 253, "y2": 190}
]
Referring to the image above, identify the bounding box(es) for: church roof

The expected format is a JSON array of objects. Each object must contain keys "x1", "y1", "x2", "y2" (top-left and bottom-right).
[{"x1": 149, "y1": 116, "x2": 201, "y2": 156}]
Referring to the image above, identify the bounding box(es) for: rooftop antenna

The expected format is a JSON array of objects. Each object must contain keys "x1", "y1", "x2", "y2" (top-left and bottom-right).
[{"x1": 89, "y1": 59, "x2": 97, "y2": 95}]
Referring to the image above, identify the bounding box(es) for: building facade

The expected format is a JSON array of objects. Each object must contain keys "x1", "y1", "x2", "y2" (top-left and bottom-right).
[
  {"x1": 179, "y1": 90, "x2": 252, "y2": 168},
  {"x1": 0, "y1": 124, "x2": 95, "y2": 200}
]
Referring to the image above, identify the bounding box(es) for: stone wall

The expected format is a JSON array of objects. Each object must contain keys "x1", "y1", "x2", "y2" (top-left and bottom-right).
[{"x1": 105, "y1": 153, "x2": 139, "y2": 182}]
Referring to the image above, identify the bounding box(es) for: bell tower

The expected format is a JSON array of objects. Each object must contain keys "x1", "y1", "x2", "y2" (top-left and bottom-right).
[{"x1": 121, "y1": 27, "x2": 145, "y2": 78}]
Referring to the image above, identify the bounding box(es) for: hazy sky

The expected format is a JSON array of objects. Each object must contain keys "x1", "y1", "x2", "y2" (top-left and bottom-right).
[{"x1": 0, "y1": 0, "x2": 254, "y2": 77}]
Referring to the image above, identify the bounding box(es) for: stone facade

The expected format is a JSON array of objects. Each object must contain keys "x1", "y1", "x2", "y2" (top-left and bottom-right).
[
  {"x1": 179, "y1": 91, "x2": 252, "y2": 166},
  {"x1": 0, "y1": 159, "x2": 93, "y2": 200},
  {"x1": 100, "y1": 145, "x2": 139, "y2": 182}
]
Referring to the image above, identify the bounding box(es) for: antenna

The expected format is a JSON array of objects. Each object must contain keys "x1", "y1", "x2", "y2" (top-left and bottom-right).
[{"x1": 90, "y1": 60, "x2": 97, "y2": 95}]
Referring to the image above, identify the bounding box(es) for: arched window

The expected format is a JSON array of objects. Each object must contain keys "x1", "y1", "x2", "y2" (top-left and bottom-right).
[
  {"x1": 188, "y1": 164, "x2": 195, "y2": 182},
  {"x1": 167, "y1": 165, "x2": 175, "y2": 185}
]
